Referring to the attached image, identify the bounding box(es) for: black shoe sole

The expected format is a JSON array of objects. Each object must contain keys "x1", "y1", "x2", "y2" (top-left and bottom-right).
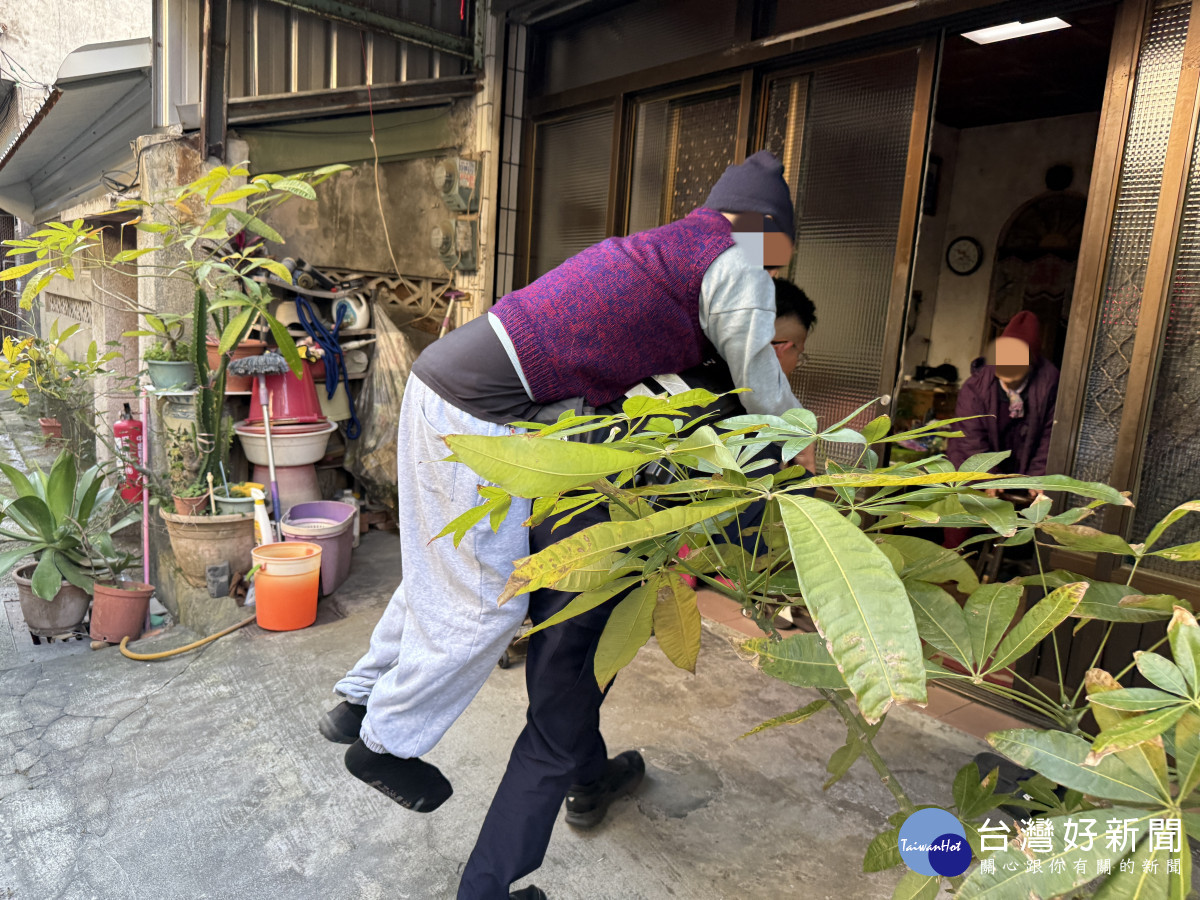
[{"x1": 564, "y1": 758, "x2": 646, "y2": 829}]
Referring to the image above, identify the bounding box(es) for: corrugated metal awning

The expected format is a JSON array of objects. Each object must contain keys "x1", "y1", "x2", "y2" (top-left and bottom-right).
[{"x1": 0, "y1": 38, "x2": 151, "y2": 222}]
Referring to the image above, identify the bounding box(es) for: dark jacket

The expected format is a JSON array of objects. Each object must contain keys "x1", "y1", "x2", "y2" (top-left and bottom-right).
[{"x1": 947, "y1": 356, "x2": 1060, "y2": 475}]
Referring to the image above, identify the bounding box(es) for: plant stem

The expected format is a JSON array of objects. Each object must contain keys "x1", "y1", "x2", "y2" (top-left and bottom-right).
[
  {"x1": 822, "y1": 688, "x2": 915, "y2": 813},
  {"x1": 1034, "y1": 541, "x2": 1069, "y2": 705},
  {"x1": 1069, "y1": 622, "x2": 1115, "y2": 708},
  {"x1": 1112, "y1": 634, "x2": 1169, "y2": 682}
]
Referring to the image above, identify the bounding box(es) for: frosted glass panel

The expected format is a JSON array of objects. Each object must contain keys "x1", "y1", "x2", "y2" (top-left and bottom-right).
[
  {"x1": 1073, "y1": 0, "x2": 1189, "y2": 485},
  {"x1": 530, "y1": 109, "x2": 614, "y2": 279},
  {"x1": 1135, "y1": 70, "x2": 1200, "y2": 578},
  {"x1": 627, "y1": 88, "x2": 741, "y2": 233},
  {"x1": 764, "y1": 53, "x2": 919, "y2": 466}
]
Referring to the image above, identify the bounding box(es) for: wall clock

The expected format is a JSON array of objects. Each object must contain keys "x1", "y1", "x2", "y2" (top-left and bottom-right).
[{"x1": 946, "y1": 236, "x2": 983, "y2": 276}]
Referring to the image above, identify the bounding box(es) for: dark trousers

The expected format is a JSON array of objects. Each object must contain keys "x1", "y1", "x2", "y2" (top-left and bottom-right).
[{"x1": 457, "y1": 507, "x2": 617, "y2": 900}]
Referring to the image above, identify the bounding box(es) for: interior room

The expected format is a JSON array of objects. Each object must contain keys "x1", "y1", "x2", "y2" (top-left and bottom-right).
[{"x1": 896, "y1": 5, "x2": 1116, "y2": 445}]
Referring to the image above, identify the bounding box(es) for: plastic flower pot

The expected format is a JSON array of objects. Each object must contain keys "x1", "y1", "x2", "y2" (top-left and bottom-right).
[
  {"x1": 160, "y1": 509, "x2": 256, "y2": 588},
  {"x1": 90, "y1": 582, "x2": 154, "y2": 643},
  {"x1": 207, "y1": 337, "x2": 267, "y2": 392},
  {"x1": 38, "y1": 418, "x2": 62, "y2": 438}
]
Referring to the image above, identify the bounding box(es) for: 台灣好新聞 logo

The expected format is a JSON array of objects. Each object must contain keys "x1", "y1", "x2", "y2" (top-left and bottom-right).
[{"x1": 898, "y1": 807, "x2": 973, "y2": 877}]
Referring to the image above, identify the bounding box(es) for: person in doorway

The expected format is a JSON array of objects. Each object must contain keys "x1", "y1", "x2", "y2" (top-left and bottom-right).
[
  {"x1": 457, "y1": 278, "x2": 818, "y2": 900},
  {"x1": 319, "y1": 153, "x2": 807, "y2": 845},
  {"x1": 945, "y1": 310, "x2": 1060, "y2": 545}
]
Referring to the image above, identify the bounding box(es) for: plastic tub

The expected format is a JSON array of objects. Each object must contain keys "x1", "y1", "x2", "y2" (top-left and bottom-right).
[
  {"x1": 281, "y1": 501, "x2": 356, "y2": 597},
  {"x1": 252, "y1": 541, "x2": 322, "y2": 631},
  {"x1": 234, "y1": 419, "x2": 336, "y2": 466}
]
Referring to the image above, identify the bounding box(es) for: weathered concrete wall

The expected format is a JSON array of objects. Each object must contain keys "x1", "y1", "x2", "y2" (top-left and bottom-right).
[{"x1": 259, "y1": 98, "x2": 477, "y2": 281}]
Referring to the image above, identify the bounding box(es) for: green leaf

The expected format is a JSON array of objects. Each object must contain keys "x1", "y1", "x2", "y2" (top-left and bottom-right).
[
  {"x1": 1134, "y1": 652, "x2": 1190, "y2": 696},
  {"x1": 861, "y1": 415, "x2": 891, "y2": 444},
  {"x1": 957, "y1": 808, "x2": 1153, "y2": 900},
  {"x1": 986, "y1": 581, "x2": 1084, "y2": 673},
  {"x1": 959, "y1": 494, "x2": 1019, "y2": 536},
  {"x1": 954, "y1": 763, "x2": 1008, "y2": 820},
  {"x1": 271, "y1": 178, "x2": 318, "y2": 200},
  {"x1": 502, "y1": 498, "x2": 750, "y2": 602},
  {"x1": 672, "y1": 425, "x2": 740, "y2": 473},
  {"x1": 1040, "y1": 522, "x2": 1137, "y2": 555},
  {"x1": 973, "y1": 474, "x2": 1131, "y2": 506},
  {"x1": 264, "y1": 313, "x2": 303, "y2": 376},
  {"x1": 433, "y1": 491, "x2": 497, "y2": 548},
  {"x1": 959, "y1": 451, "x2": 1011, "y2": 473},
  {"x1": 1142, "y1": 500, "x2": 1200, "y2": 551},
  {"x1": 1089, "y1": 705, "x2": 1188, "y2": 761},
  {"x1": 522, "y1": 576, "x2": 641, "y2": 639},
  {"x1": 891, "y1": 871, "x2": 938, "y2": 900},
  {"x1": 1092, "y1": 829, "x2": 1178, "y2": 900},
  {"x1": 1085, "y1": 670, "x2": 1172, "y2": 798},
  {"x1": 1174, "y1": 711, "x2": 1200, "y2": 800},
  {"x1": 862, "y1": 826, "x2": 902, "y2": 873},
  {"x1": 444, "y1": 433, "x2": 650, "y2": 498},
  {"x1": 1151, "y1": 539, "x2": 1200, "y2": 561},
  {"x1": 228, "y1": 208, "x2": 286, "y2": 244},
  {"x1": 742, "y1": 632, "x2": 847, "y2": 689},
  {"x1": 989, "y1": 730, "x2": 1162, "y2": 804},
  {"x1": 963, "y1": 582, "x2": 1022, "y2": 668},
  {"x1": 1088, "y1": 687, "x2": 1184, "y2": 711},
  {"x1": 594, "y1": 580, "x2": 657, "y2": 688},
  {"x1": 777, "y1": 494, "x2": 926, "y2": 722},
  {"x1": 0, "y1": 545, "x2": 36, "y2": 580},
  {"x1": 31, "y1": 550, "x2": 64, "y2": 601},
  {"x1": 652, "y1": 574, "x2": 700, "y2": 673},
  {"x1": 1168, "y1": 607, "x2": 1200, "y2": 693},
  {"x1": 7, "y1": 495, "x2": 56, "y2": 541},
  {"x1": 218, "y1": 308, "x2": 254, "y2": 356},
  {"x1": 739, "y1": 698, "x2": 829, "y2": 739},
  {"x1": 45, "y1": 451, "x2": 76, "y2": 523},
  {"x1": 212, "y1": 184, "x2": 267, "y2": 204},
  {"x1": 876, "y1": 534, "x2": 979, "y2": 593},
  {"x1": 905, "y1": 579, "x2": 975, "y2": 669}
]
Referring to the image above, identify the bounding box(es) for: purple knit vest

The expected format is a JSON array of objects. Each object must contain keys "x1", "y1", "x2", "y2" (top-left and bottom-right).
[{"x1": 492, "y1": 208, "x2": 735, "y2": 406}]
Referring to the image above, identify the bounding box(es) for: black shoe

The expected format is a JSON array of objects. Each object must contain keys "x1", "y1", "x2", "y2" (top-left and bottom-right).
[
  {"x1": 344, "y1": 739, "x2": 453, "y2": 813},
  {"x1": 564, "y1": 750, "x2": 646, "y2": 829},
  {"x1": 510, "y1": 888, "x2": 547, "y2": 900},
  {"x1": 319, "y1": 700, "x2": 367, "y2": 744}
]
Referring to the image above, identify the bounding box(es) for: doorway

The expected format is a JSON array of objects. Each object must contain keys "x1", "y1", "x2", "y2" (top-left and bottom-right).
[{"x1": 897, "y1": 5, "x2": 1117, "y2": 453}]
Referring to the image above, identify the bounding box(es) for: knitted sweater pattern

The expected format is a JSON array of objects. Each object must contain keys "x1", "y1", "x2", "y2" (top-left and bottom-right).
[{"x1": 491, "y1": 208, "x2": 735, "y2": 406}]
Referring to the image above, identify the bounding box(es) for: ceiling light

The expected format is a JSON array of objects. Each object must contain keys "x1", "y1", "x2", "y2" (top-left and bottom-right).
[{"x1": 961, "y1": 17, "x2": 1070, "y2": 45}]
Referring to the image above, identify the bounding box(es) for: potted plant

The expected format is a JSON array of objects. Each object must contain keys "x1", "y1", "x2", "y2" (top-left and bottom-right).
[
  {"x1": 127, "y1": 313, "x2": 194, "y2": 390},
  {"x1": 0, "y1": 450, "x2": 139, "y2": 636},
  {"x1": 0, "y1": 321, "x2": 125, "y2": 461},
  {"x1": 3, "y1": 163, "x2": 347, "y2": 587},
  {"x1": 171, "y1": 482, "x2": 209, "y2": 516},
  {"x1": 213, "y1": 481, "x2": 258, "y2": 516},
  {"x1": 87, "y1": 532, "x2": 154, "y2": 644}
]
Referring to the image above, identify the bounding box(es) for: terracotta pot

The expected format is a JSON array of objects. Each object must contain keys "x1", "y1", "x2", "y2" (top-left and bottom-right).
[
  {"x1": 173, "y1": 493, "x2": 210, "y2": 516},
  {"x1": 38, "y1": 417, "x2": 62, "y2": 438},
  {"x1": 160, "y1": 508, "x2": 256, "y2": 588},
  {"x1": 207, "y1": 337, "x2": 267, "y2": 392},
  {"x1": 13, "y1": 562, "x2": 91, "y2": 637},
  {"x1": 90, "y1": 582, "x2": 154, "y2": 643}
]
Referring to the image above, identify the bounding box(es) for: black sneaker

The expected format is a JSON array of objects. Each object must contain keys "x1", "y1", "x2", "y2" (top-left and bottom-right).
[
  {"x1": 564, "y1": 750, "x2": 646, "y2": 829},
  {"x1": 510, "y1": 888, "x2": 547, "y2": 900},
  {"x1": 319, "y1": 700, "x2": 366, "y2": 744},
  {"x1": 344, "y1": 739, "x2": 453, "y2": 813}
]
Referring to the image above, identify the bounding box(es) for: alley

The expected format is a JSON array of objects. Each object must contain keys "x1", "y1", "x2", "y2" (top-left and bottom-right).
[{"x1": 1, "y1": 538, "x2": 988, "y2": 900}]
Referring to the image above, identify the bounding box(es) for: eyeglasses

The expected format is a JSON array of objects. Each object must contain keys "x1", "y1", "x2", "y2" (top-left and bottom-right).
[{"x1": 771, "y1": 341, "x2": 808, "y2": 366}]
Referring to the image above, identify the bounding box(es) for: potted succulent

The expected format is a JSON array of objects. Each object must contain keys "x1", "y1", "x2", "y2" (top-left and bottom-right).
[
  {"x1": 0, "y1": 451, "x2": 139, "y2": 636},
  {"x1": 171, "y1": 482, "x2": 210, "y2": 516},
  {"x1": 127, "y1": 313, "x2": 194, "y2": 390},
  {"x1": 87, "y1": 532, "x2": 154, "y2": 644}
]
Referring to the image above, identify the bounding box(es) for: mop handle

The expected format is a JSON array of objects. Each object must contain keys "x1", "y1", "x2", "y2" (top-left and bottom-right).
[{"x1": 258, "y1": 374, "x2": 283, "y2": 541}]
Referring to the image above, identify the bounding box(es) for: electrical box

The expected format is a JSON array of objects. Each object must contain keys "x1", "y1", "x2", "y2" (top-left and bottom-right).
[
  {"x1": 432, "y1": 157, "x2": 479, "y2": 212},
  {"x1": 431, "y1": 218, "x2": 478, "y2": 272}
]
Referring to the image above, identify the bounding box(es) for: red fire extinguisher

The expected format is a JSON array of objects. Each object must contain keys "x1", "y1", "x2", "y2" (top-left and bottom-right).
[{"x1": 114, "y1": 403, "x2": 144, "y2": 503}]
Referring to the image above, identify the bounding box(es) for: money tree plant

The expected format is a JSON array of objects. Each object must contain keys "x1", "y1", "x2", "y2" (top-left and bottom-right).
[{"x1": 441, "y1": 392, "x2": 1198, "y2": 899}]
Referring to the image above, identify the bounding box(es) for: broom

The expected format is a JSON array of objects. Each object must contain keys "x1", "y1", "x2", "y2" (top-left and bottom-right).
[{"x1": 228, "y1": 352, "x2": 292, "y2": 541}]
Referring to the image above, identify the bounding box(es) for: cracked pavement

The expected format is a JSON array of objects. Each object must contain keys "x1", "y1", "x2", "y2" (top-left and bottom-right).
[{"x1": 0, "y1": 530, "x2": 990, "y2": 899}]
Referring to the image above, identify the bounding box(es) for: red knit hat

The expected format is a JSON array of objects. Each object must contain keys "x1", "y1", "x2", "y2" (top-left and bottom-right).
[{"x1": 1001, "y1": 311, "x2": 1042, "y2": 358}]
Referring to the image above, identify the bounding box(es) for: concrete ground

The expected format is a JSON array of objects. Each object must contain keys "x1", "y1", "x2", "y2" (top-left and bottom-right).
[{"x1": 0, "y1": 526, "x2": 993, "y2": 900}]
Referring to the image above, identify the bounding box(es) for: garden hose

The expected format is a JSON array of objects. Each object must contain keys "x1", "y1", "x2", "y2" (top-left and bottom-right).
[{"x1": 118, "y1": 614, "x2": 257, "y2": 660}]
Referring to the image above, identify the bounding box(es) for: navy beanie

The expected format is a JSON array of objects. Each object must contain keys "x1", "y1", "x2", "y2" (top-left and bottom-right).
[{"x1": 703, "y1": 150, "x2": 795, "y2": 241}]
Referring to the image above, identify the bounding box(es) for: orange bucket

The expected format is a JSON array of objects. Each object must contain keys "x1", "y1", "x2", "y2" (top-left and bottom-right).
[{"x1": 252, "y1": 541, "x2": 322, "y2": 631}]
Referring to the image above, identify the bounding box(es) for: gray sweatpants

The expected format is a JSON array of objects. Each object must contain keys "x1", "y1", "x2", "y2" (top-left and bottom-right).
[{"x1": 335, "y1": 373, "x2": 531, "y2": 758}]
